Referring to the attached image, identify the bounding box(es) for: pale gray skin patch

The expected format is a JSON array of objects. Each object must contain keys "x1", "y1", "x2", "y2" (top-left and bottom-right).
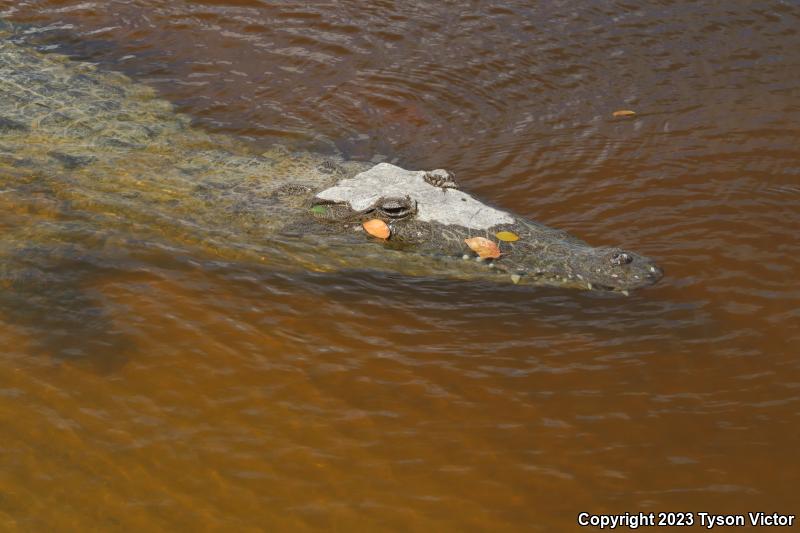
[{"x1": 315, "y1": 163, "x2": 515, "y2": 230}]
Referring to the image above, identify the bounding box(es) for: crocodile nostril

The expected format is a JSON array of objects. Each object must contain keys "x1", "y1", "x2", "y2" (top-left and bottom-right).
[{"x1": 611, "y1": 251, "x2": 633, "y2": 266}]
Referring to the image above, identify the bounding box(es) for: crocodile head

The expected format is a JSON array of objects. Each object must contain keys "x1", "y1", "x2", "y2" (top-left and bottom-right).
[{"x1": 307, "y1": 163, "x2": 662, "y2": 292}]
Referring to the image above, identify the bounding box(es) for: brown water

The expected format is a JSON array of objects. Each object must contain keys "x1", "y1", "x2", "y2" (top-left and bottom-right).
[{"x1": 1, "y1": 1, "x2": 799, "y2": 530}]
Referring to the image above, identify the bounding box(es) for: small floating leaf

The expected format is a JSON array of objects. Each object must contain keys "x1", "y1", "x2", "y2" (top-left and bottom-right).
[
  {"x1": 464, "y1": 236, "x2": 501, "y2": 259},
  {"x1": 310, "y1": 205, "x2": 328, "y2": 215},
  {"x1": 363, "y1": 219, "x2": 390, "y2": 239},
  {"x1": 495, "y1": 231, "x2": 520, "y2": 242},
  {"x1": 612, "y1": 109, "x2": 636, "y2": 117}
]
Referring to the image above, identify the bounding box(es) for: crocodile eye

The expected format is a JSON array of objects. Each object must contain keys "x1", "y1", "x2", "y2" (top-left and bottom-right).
[
  {"x1": 611, "y1": 251, "x2": 633, "y2": 266},
  {"x1": 378, "y1": 196, "x2": 417, "y2": 219}
]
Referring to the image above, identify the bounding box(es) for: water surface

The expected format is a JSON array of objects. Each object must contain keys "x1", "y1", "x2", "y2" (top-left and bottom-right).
[{"x1": 0, "y1": 1, "x2": 798, "y2": 530}]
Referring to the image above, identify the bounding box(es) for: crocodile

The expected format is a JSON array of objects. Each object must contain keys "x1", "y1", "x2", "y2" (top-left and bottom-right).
[{"x1": 0, "y1": 19, "x2": 662, "y2": 301}]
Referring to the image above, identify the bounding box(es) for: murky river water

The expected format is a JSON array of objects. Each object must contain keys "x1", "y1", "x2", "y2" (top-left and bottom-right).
[{"x1": 1, "y1": 1, "x2": 799, "y2": 530}]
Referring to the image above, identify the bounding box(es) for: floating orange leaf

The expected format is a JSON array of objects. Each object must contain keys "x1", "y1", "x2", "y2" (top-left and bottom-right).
[
  {"x1": 612, "y1": 109, "x2": 636, "y2": 117},
  {"x1": 464, "y1": 236, "x2": 501, "y2": 259},
  {"x1": 363, "y1": 219, "x2": 390, "y2": 239},
  {"x1": 495, "y1": 231, "x2": 520, "y2": 242}
]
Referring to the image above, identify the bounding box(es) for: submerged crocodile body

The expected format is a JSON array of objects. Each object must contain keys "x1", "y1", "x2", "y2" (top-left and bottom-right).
[{"x1": 0, "y1": 20, "x2": 662, "y2": 298}]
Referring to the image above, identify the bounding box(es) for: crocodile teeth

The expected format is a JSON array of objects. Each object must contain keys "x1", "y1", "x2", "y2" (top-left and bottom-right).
[
  {"x1": 510, "y1": 274, "x2": 521, "y2": 284},
  {"x1": 621, "y1": 290, "x2": 629, "y2": 296},
  {"x1": 587, "y1": 282, "x2": 593, "y2": 290}
]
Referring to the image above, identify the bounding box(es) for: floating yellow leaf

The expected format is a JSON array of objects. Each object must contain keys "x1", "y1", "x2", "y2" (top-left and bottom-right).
[
  {"x1": 495, "y1": 231, "x2": 520, "y2": 242},
  {"x1": 363, "y1": 219, "x2": 390, "y2": 239},
  {"x1": 464, "y1": 236, "x2": 501, "y2": 259},
  {"x1": 612, "y1": 109, "x2": 636, "y2": 117}
]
